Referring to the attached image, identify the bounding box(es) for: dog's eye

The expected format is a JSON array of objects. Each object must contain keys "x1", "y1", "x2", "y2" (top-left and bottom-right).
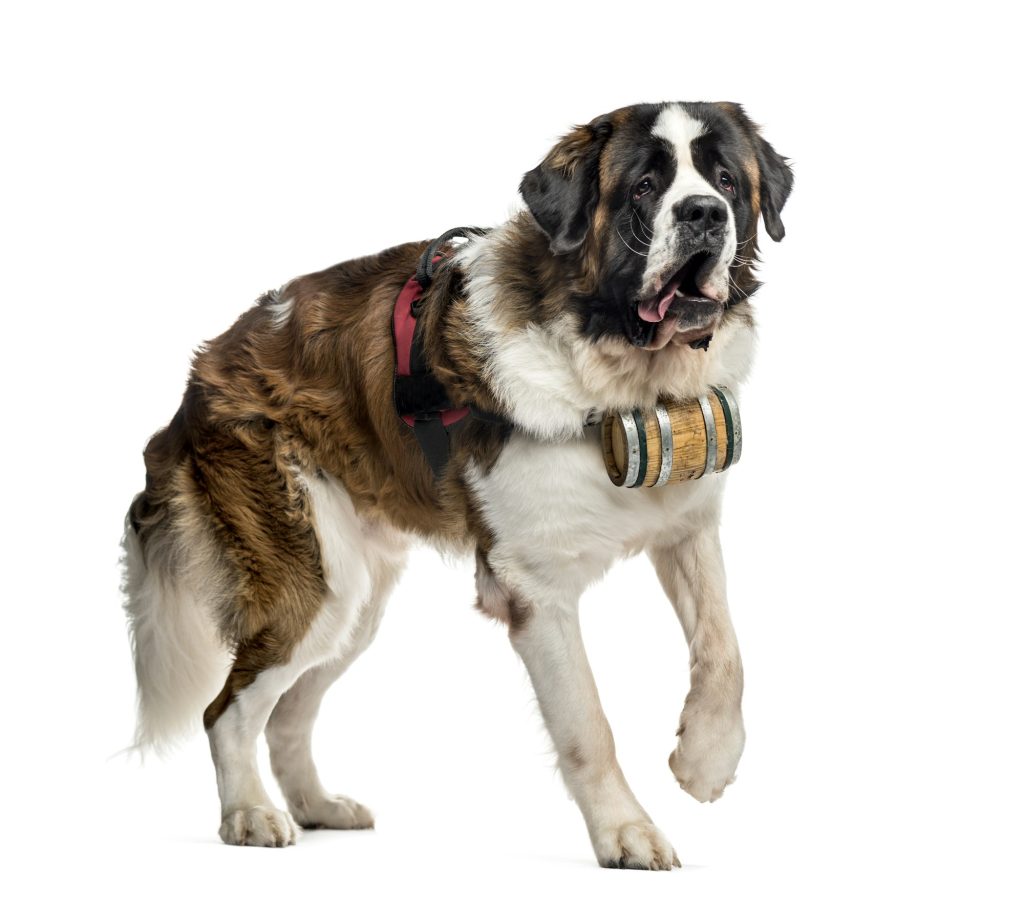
[
  {"x1": 633, "y1": 177, "x2": 653, "y2": 201},
  {"x1": 719, "y1": 171, "x2": 736, "y2": 194}
]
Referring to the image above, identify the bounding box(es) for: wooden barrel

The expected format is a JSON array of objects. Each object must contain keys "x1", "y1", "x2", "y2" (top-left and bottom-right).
[{"x1": 601, "y1": 387, "x2": 742, "y2": 487}]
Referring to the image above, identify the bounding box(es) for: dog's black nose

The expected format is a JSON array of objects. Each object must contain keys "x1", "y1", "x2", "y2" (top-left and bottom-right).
[{"x1": 673, "y1": 195, "x2": 727, "y2": 240}]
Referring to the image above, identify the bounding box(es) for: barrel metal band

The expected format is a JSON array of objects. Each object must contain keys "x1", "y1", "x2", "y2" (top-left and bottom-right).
[
  {"x1": 715, "y1": 385, "x2": 741, "y2": 465},
  {"x1": 654, "y1": 403, "x2": 673, "y2": 487},
  {"x1": 710, "y1": 387, "x2": 735, "y2": 470},
  {"x1": 618, "y1": 410, "x2": 642, "y2": 488},
  {"x1": 629, "y1": 409, "x2": 647, "y2": 488},
  {"x1": 697, "y1": 393, "x2": 718, "y2": 477}
]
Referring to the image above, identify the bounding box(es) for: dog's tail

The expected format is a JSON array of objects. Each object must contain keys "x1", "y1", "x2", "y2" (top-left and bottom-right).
[{"x1": 121, "y1": 505, "x2": 230, "y2": 754}]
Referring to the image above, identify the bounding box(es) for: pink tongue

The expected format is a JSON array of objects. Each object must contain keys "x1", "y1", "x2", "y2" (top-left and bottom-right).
[{"x1": 638, "y1": 285, "x2": 677, "y2": 323}]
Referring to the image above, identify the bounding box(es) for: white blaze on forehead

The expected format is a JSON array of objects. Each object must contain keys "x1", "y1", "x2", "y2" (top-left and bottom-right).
[
  {"x1": 652, "y1": 104, "x2": 710, "y2": 194},
  {"x1": 642, "y1": 104, "x2": 736, "y2": 300}
]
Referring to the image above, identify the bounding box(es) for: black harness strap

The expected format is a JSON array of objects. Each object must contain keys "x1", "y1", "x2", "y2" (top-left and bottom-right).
[{"x1": 405, "y1": 414, "x2": 451, "y2": 479}]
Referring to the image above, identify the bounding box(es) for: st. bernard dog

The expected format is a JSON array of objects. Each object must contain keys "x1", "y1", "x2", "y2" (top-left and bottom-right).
[{"x1": 122, "y1": 101, "x2": 792, "y2": 869}]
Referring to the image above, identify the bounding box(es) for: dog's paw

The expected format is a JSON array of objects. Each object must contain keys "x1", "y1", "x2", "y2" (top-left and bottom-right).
[
  {"x1": 291, "y1": 794, "x2": 374, "y2": 830},
  {"x1": 219, "y1": 805, "x2": 299, "y2": 847},
  {"x1": 594, "y1": 820, "x2": 680, "y2": 870},
  {"x1": 669, "y1": 704, "x2": 745, "y2": 803}
]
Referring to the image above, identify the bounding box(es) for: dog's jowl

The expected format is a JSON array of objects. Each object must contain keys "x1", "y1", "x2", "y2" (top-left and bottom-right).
[{"x1": 122, "y1": 101, "x2": 792, "y2": 868}]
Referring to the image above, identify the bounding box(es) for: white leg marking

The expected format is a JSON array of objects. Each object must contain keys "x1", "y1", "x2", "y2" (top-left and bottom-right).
[
  {"x1": 265, "y1": 532, "x2": 405, "y2": 829},
  {"x1": 265, "y1": 659, "x2": 375, "y2": 830},
  {"x1": 509, "y1": 598, "x2": 679, "y2": 869},
  {"x1": 210, "y1": 672, "x2": 302, "y2": 847},
  {"x1": 650, "y1": 527, "x2": 745, "y2": 803}
]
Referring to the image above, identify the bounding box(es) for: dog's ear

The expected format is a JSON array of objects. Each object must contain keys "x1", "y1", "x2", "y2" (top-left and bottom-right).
[
  {"x1": 715, "y1": 102, "x2": 793, "y2": 243},
  {"x1": 520, "y1": 117, "x2": 613, "y2": 254},
  {"x1": 754, "y1": 133, "x2": 793, "y2": 243}
]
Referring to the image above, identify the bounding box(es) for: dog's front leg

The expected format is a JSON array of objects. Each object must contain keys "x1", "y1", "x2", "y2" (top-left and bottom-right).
[
  {"x1": 649, "y1": 527, "x2": 745, "y2": 802},
  {"x1": 506, "y1": 590, "x2": 679, "y2": 870}
]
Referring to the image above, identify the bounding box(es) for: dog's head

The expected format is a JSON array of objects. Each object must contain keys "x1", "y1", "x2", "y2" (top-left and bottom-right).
[{"x1": 520, "y1": 102, "x2": 792, "y2": 352}]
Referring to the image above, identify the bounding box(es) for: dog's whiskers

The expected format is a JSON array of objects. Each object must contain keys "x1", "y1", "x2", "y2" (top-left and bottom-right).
[
  {"x1": 727, "y1": 273, "x2": 752, "y2": 301},
  {"x1": 616, "y1": 225, "x2": 648, "y2": 257},
  {"x1": 628, "y1": 215, "x2": 652, "y2": 248},
  {"x1": 633, "y1": 209, "x2": 655, "y2": 239}
]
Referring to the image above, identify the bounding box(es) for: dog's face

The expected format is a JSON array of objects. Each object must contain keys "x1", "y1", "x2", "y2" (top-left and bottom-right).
[{"x1": 520, "y1": 102, "x2": 792, "y2": 352}]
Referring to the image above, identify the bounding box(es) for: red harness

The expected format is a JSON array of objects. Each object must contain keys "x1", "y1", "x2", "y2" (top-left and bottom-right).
[
  {"x1": 392, "y1": 267, "x2": 470, "y2": 430},
  {"x1": 392, "y1": 227, "x2": 505, "y2": 478}
]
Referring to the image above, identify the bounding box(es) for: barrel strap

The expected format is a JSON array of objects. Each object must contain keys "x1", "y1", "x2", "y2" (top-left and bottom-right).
[
  {"x1": 712, "y1": 385, "x2": 742, "y2": 466},
  {"x1": 710, "y1": 387, "x2": 735, "y2": 471},
  {"x1": 619, "y1": 411, "x2": 642, "y2": 488},
  {"x1": 697, "y1": 394, "x2": 718, "y2": 477},
  {"x1": 629, "y1": 410, "x2": 648, "y2": 488},
  {"x1": 653, "y1": 403, "x2": 673, "y2": 487}
]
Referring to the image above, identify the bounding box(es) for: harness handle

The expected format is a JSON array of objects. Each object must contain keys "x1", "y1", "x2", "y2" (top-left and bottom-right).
[{"x1": 414, "y1": 226, "x2": 488, "y2": 286}]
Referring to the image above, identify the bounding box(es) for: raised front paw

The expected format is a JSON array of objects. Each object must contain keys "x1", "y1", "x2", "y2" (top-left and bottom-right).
[
  {"x1": 290, "y1": 794, "x2": 375, "y2": 830},
  {"x1": 593, "y1": 820, "x2": 680, "y2": 870},
  {"x1": 219, "y1": 805, "x2": 299, "y2": 847},
  {"x1": 669, "y1": 704, "x2": 745, "y2": 803}
]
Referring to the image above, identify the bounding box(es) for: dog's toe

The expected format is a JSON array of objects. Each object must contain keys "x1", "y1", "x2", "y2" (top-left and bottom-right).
[
  {"x1": 219, "y1": 806, "x2": 299, "y2": 847},
  {"x1": 292, "y1": 794, "x2": 374, "y2": 830},
  {"x1": 594, "y1": 820, "x2": 679, "y2": 870},
  {"x1": 669, "y1": 705, "x2": 744, "y2": 803}
]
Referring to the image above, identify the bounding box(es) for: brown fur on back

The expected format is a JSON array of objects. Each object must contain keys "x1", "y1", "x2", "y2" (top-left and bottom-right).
[{"x1": 128, "y1": 239, "x2": 512, "y2": 720}]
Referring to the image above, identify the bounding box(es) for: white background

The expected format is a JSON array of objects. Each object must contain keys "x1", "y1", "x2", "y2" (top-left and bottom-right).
[{"x1": 2, "y1": 1, "x2": 1021, "y2": 898}]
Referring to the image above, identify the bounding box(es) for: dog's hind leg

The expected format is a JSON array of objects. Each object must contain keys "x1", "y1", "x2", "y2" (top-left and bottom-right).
[
  {"x1": 203, "y1": 554, "x2": 381, "y2": 845},
  {"x1": 204, "y1": 640, "x2": 315, "y2": 847},
  {"x1": 264, "y1": 658, "x2": 373, "y2": 831},
  {"x1": 649, "y1": 526, "x2": 745, "y2": 803},
  {"x1": 265, "y1": 527, "x2": 406, "y2": 829},
  {"x1": 199, "y1": 461, "x2": 396, "y2": 847}
]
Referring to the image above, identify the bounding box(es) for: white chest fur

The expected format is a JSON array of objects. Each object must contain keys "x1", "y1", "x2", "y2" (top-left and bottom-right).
[{"x1": 468, "y1": 429, "x2": 724, "y2": 602}]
